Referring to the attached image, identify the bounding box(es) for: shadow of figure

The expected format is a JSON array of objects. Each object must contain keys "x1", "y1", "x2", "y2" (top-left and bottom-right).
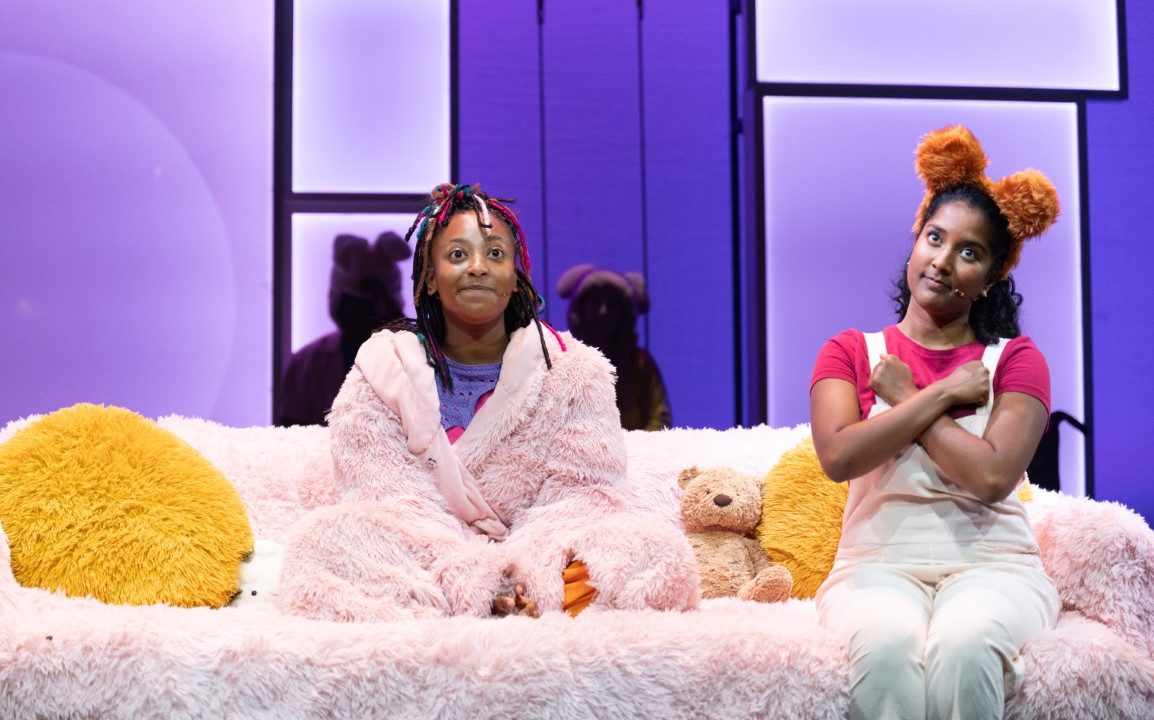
[
  {"x1": 276, "y1": 232, "x2": 411, "y2": 426},
  {"x1": 557, "y1": 264, "x2": 671, "y2": 431}
]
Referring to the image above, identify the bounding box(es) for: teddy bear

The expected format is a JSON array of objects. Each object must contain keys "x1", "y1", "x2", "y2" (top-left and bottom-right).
[{"x1": 678, "y1": 465, "x2": 792, "y2": 603}]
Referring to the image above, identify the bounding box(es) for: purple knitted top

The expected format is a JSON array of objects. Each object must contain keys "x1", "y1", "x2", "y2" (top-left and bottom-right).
[{"x1": 436, "y1": 356, "x2": 502, "y2": 440}]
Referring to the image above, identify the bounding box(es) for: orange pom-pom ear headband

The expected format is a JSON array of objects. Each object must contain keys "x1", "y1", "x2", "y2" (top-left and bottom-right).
[{"x1": 912, "y1": 125, "x2": 1061, "y2": 280}]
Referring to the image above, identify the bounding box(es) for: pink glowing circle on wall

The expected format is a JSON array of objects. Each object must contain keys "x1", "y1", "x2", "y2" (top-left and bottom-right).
[{"x1": 0, "y1": 51, "x2": 234, "y2": 423}]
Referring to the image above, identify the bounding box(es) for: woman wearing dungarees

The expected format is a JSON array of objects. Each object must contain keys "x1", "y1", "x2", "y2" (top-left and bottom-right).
[{"x1": 810, "y1": 126, "x2": 1063, "y2": 720}]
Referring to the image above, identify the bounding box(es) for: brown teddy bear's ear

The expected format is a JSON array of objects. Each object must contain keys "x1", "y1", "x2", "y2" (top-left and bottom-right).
[{"x1": 676, "y1": 466, "x2": 700, "y2": 489}]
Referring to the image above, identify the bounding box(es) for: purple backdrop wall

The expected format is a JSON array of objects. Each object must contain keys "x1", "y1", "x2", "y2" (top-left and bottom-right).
[
  {"x1": 0, "y1": 2, "x2": 272, "y2": 427},
  {"x1": 457, "y1": 0, "x2": 735, "y2": 430},
  {"x1": 641, "y1": 0, "x2": 736, "y2": 432},
  {"x1": 1085, "y1": 3, "x2": 1154, "y2": 521},
  {"x1": 0, "y1": 1, "x2": 1150, "y2": 522}
]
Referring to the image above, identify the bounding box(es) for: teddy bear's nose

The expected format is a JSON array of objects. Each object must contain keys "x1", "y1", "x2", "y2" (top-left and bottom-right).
[{"x1": 713, "y1": 494, "x2": 732, "y2": 507}]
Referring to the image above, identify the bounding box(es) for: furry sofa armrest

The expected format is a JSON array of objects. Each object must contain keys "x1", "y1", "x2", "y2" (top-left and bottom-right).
[{"x1": 1030, "y1": 490, "x2": 1154, "y2": 659}]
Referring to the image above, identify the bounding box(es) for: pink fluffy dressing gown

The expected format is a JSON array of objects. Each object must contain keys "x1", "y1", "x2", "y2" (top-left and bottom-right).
[{"x1": 276, "y1": 325, "x2": 700, "y2": 621}]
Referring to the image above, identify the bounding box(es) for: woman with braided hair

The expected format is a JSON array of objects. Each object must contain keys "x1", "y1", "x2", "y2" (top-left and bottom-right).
[
  {"x1": 810, "y1": 127, "x2": 1062, "y2": 719},
  {"x1": 277, "y1": 183, "x2": 699, "y2": 621}
]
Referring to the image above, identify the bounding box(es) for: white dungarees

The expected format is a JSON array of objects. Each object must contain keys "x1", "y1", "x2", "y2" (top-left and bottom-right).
[{"x1": 816, "y1": 332, "x2": 1059, "y2": 720}]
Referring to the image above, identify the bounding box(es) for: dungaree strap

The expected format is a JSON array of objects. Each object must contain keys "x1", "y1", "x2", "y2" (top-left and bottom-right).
[
  {"x1": 977, "y1": 338, "x2": 1010, "y2": 416},
  {"x1": 864, "y1": 331, "x2": 887, "y2": 370}
]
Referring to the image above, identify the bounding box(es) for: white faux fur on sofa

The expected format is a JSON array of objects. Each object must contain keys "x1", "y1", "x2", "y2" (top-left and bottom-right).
[{"x1": 0, "y1": 416, "x2": 1152, "y2": 719}]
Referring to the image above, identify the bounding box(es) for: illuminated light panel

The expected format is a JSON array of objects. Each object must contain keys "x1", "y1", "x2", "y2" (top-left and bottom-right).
[
  {"x1": 756, "y1": 0, "x2": 1120, "y2": 91},
  {"x1": 292, "y1": 0, "x2": 450, "y2": 193},
  {"x1": 761, "y1": 97, "x2": 1085, "y2": 495}
]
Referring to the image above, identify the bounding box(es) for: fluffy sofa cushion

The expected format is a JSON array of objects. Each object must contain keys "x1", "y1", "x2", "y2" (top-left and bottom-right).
[
  {"x1": 756, "y1": 436, "x2": 846, "y2": 599},
  {"x1": 0, "y1": 403, "x2": 252, "y2": 607},
  {"x1": 1030, "y1": 492, "x2": 1154, "y2": 659}
]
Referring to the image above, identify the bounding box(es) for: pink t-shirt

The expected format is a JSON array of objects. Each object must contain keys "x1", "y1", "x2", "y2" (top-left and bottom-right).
[{"x1": 811, "y1": 326, "x2": 1050, "y2": 419}]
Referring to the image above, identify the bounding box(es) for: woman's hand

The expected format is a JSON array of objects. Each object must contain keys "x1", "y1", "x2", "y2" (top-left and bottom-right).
[
  {"x1": 869, "y1": 353, "x2": 917, "y2": 406},
  {"x1": 491, "y1": 583, "x2": 540, "y2": 618},
  {"x1": 935, "y1": 361, "x2": 990, "y2": 408}
]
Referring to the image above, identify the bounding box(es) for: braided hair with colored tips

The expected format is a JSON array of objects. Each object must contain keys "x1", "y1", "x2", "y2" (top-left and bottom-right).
[{"x1": 389, "y1": 183, "x2": 553, "y2": 387}]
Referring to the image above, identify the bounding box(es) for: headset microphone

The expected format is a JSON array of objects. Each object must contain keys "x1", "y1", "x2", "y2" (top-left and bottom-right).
[{"x1": 953, "y1": 287, "x2": 987, "y2": 300}]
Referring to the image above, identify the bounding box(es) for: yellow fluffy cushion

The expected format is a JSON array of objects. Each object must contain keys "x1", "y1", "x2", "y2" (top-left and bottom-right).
[
  {"x1": 756, "y1": 437, "x2": 847, "y2": 600},
  {"x1": 756, "y1": 435, "x2": 1035, "y2": 599},
  {"x1": 0, "y1": 403, "x2": 252, "y2": 607}
]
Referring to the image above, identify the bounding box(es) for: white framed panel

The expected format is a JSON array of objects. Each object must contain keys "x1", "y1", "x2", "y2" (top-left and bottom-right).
[
  {"x1": 291, "y1": 213, "x2": 416, "y2": 352},
  {"x1": 292, "y1": 0, "x2": 450, "y2": 193},
  {"x1": 756, "y1": 0, "x2": 1120, "y2": 92},
  {"x1": 762, "y1": 97, "x2": 1086, "y2": 496}
]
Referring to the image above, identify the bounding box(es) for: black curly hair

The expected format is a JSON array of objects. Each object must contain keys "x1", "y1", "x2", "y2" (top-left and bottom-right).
[{"x1": 891, "y1": 184, "x2": 1023, "y2": 344}]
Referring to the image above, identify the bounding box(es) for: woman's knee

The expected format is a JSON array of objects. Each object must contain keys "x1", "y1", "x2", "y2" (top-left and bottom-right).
[
  {"x1": 847, "y1": 619, "x2": 925, "y2": 672},
  {"x1": 925, "y1": 619, "x2": 1004, "y2": 676}
]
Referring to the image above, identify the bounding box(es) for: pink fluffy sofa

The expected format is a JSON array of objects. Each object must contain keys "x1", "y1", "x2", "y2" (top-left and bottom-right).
[{"x1": 1, "y1": 417, "x2": 1153, "y2": 719}]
